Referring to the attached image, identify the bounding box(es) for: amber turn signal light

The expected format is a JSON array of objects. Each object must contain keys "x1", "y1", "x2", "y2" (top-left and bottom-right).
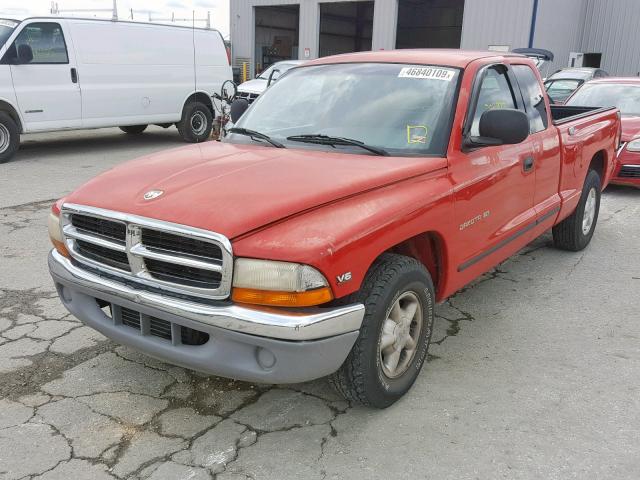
[
  {"x1": 48, "y1": 211, "x2": 70, "y2": 258},
  {"x1": 232, "y1": 287, "x2": 333, "y2": 307}
]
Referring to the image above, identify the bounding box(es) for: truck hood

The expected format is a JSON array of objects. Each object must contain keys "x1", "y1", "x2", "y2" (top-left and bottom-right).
[
  {"x1": 621, "y1": 115, "x2": 640, "y2": 141},
  {"x1": 237, "y1": 78, "x2": 267, "y2": 95},
  {"x1": 65, "y1": 142, "x2": 446, "y2": 239}
]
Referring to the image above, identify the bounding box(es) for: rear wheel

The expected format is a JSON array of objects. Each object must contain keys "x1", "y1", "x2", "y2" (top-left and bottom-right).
[
  {"x1": 119, "y1": 125, "x2": 148, "y2": 134},
  {"x1": 330, "y1": 254, "x2": 434, "y2": 408},
  {"x1": 177, "y1": 101, "x2": 213, "y2": 143},
  {"x1": 0, "y1": 112, "x2": 19, "y2": 164},
  {"x1": 552, "y1": 169, "x2": 601, "y2": 251}
]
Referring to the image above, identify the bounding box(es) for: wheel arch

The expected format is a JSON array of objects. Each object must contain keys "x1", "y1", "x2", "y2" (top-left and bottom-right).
[
  {"x1": 182, "y1": 91, "x2": 215, "y2": 119},
  {"x1": 371, "y1": 230, "x2": 449, "y2": 301},
  {"x1": 588, "y1": 149, "x2": 606, "y2": 187},
  {"x1": 0, "y1": 99, "x2": 23, "y2": 133}
]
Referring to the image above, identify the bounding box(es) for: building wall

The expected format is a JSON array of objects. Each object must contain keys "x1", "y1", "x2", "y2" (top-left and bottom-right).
[
  {"x1": 231, "y1": 0, "x2": 639, "y2": 78},
  {"x1": 460, "y1": 0, "x2": 533, "y2": 53},
  {"x1": 230, "y1": 0, "x2": 398, "y2": 76},
  {"x1": 581, "y1": 0, "x2": 640, "y2": 76}
]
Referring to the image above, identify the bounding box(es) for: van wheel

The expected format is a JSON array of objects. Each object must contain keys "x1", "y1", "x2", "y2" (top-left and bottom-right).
[
  {"x1": 0, "y1": 112, "x2": 19, "y2": 164},
  {"x1": 329, "y1": 254, "x2": 434, "y2": 408},
  {"x1": 552, "y1": 169, "x2": 601, "y2": 251},
  {"x1": 177, "y1": 102, "x2": 213, "y2": 143},
  {"x1": 119, "y1": 125, "x2": 148, "y2": 134}
]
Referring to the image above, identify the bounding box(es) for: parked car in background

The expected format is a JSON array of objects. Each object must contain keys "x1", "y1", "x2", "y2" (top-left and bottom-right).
[
  {"x1": 566, "y1": 77, "x2": 640, "y2": 187},
  {"x1": 236, "y1": 60, "x2": 305, "y2": 104},
  {"x1": 48, "y1": 50, "x2": 620, "y2": 408},
  {"x1": 544, "y1": 67, "x2": 609, "y2": 103},
  {"x1": 0, "y1": 17, "x2": 232, "y2": 163}
]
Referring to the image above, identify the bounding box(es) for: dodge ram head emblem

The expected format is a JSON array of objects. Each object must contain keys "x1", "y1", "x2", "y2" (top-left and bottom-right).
[{"x1": 143, "y1": 190, "x2": 164, "y2": 200}]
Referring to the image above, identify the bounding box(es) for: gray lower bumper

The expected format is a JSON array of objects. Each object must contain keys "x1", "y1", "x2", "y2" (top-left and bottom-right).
[{"x1": 48, "y1": 250, "x2": 363, "y2": 383}]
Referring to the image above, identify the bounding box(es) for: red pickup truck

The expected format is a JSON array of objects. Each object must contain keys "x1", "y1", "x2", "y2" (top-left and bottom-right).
[{"x1": 48, "y1": 50, "x2": 620, "y2": 408}]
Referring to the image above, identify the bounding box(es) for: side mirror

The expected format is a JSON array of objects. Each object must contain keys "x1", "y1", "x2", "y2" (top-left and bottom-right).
[
  {"x1": 16, "y1": 44, "x2": 33, "y2": 64},
  {"x1": 267, "y1": 68, "x2": 280, "y2": 87},
  {"x1": 477, "y1": 109, "x2": 529, "y2": 145},
  {"x1": 229, "y1": 98, "x2": 249, "y2": 123}
]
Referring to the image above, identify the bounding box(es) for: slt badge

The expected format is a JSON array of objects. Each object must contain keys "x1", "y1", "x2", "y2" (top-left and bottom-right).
[{"x1": 143, "y1": 190, "x2": 164, "y2": 200}]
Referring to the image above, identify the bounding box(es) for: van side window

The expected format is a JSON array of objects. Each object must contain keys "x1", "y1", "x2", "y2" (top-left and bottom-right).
[
  {"x1": 13, "y1": 23, "x2": 69, "y2": 64},
  {"x1": 470, "y1": 66, "x2": 517, "y2": 136},
  {"x1": 513, "y1": 64, "x2": 549, "y2": 133}
]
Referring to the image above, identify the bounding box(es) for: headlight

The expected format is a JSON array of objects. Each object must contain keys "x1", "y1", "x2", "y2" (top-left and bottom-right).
[
  {"x1": 232, "y1": 258, "x2": 333, "y2": 307},
  {"x1": 626, "y1": 138, "x2": 640, "y2": 152},
  {"x1": 48, "y1": 209, "x2": 70, "y2": 258}
]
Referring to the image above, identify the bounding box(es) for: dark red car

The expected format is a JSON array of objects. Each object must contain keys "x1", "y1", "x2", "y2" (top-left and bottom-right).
[{"x1": 566, "y1": 78, "x2": 640, "y2": 187}]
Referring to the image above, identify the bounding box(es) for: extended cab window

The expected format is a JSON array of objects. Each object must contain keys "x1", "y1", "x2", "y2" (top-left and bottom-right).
[
  {"x1": 470, "y1": 66, "x2": 516, "y2": 136},
  {"x1": 513, "y1": 64, "x2": 548, "y2": 133},
  {"x1": 11, "y1": 22, "x2": 68, "y2": 64}
]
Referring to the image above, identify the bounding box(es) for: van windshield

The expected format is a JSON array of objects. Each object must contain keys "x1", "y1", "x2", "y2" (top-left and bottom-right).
[
  {"x1": 0, "y1": 19, "x2": 18, "y2": 48},
  {"x1": 231, "y1": 63, "x2": 461, "y2": 156}
]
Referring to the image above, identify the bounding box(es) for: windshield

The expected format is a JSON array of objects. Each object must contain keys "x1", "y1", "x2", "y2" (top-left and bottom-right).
[
  {"x1": 257, "y1": 62, "x2": 298, "y2": 80},
  {"x1": 231, "y1": 63, "x2": 461, "y2": 156},
  {"x1": 545, "y1": 79, "x2": 582, "y2": 103},
  {"x1": 566, "y1": 83, "x2": 640, "y2": 116},
  {"x1": 0, "y1": 19, "x2": 18, "y2": 47}
]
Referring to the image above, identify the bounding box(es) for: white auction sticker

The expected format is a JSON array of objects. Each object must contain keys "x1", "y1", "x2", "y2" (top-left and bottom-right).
[{"x1": 398, "y1": 66, "x2": 456, "y2": 81}]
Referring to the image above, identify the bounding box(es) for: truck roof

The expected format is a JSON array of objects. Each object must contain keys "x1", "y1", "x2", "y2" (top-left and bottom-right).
[
  {"x1": 6, "y1": 16, "x2": 223, "y2": 34},
  {"x1": 305, "y1": 49, "x2": 524, "y2": 69},
  {"x1": 587, "y1": 77, "x2": 640, "y2": 85}
]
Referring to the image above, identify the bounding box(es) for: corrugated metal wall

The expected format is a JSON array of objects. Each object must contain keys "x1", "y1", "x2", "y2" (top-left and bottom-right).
[
  {"x1": 581, "y1": 0, "x2": 640, "y2": 76},
  {"x1": 460, "y1": 0, "x2": 533, "y2": 52},
  {"x1": 231, "y1": 0, "x2": 640, "y2": 78}
]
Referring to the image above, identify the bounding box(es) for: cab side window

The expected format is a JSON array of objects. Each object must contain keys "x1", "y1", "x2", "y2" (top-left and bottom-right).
[
  {"x1": 13, "y1": 23, "x2": 68, "y2": 64},
  {"x1": 513, "y1": 64, "x2": 548, "y2": 133},
  {"x1": 470, "y1": 66, "x2": 517, "y2": 136}
]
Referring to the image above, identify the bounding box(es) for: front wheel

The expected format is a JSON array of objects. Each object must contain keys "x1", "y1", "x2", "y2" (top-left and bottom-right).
[
  {"x1": 330, "y1": 254, "x2": 434, "y2": 408},
  {"x1": 0, "y1": 112, "x2": 20, "y2": 164},
  {"x1": 552, "y1": 169, "x2": 601, "y2": 251},
  {"x1": 177, "y1": 101, "x2": 213, "y2": 143}
]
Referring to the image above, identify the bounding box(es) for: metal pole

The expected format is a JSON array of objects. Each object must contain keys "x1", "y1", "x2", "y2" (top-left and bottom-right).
[
  {"x1": 112, "y1": 0, "x2": 118, "y2": 21},
  {"x1": 528, "y1": 0, "x2": 539, "y2": 48}
]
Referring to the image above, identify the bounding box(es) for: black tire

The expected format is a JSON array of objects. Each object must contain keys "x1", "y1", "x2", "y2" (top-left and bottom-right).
[
  {"x1": 0, "y1": 112, "x2": 20, "y2": 164},
  {"x1": 176, "y1": 101, "x2": 213, "y2": 143},
  {"x1": 552, "y1": 169, "x2": 601, "y2": 251},
  {"x1": 119, "y1": 125, "x2": 148, "y2": 134},
  {"x1": 330, "y1": 253, "x2": 435, "y2": 408}
]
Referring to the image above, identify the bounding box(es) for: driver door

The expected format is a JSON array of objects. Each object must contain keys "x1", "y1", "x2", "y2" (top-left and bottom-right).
[
  {"x1": 449, "y1": 63, "x2": 536, "y2": 278},
  {"x1": 6, "y1": 20, "x2": 81, "y2": 131}
]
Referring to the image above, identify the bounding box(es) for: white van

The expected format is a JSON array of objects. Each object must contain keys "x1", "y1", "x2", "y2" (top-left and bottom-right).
[{"x1": 0, "y1": 17, "x2": 232, "y2": 162}]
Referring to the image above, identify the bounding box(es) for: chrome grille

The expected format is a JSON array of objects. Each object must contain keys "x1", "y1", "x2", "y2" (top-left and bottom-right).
[
  {"x1": 237, "y1": 91, "x2": 260, "y2": 104},
  {"x1": 619, "y1": 165, "x2": 640, "y2": 178},
  {"x1": 60, "y1": 204, "x2": 233, "y2": 300}
]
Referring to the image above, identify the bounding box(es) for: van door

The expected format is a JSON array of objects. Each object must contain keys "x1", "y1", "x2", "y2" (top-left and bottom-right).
[
  {"x1": 4, "y1": 20, "x2": 81, "y2": 131},
  {"x1": 450, "y1": 64, "x2": 536, "y2": 277}
]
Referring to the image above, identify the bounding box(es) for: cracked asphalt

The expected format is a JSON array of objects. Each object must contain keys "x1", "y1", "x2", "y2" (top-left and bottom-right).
[{"x1": 1, "y1": 127, "x2": 639, "y2": 479}]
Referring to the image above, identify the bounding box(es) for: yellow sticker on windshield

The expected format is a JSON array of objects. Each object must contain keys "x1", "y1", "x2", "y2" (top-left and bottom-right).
[{"x1": 407, "y1": 125, "x2": 428, "y2": 144}]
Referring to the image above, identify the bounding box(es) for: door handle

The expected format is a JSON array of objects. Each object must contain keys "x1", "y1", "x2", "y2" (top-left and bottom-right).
[
  {"x1": 70, "y1": 67, "x2": 78, "y2": 84},
  {"x1": 522, "y1": 156, "x2": 534, "y2": 172}
]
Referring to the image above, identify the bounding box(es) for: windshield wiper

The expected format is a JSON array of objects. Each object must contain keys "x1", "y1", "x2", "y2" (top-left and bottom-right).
[
  {"x1": 227, "y1": 128, "x2": 285, "y2": 148},
  {"x1": 286, "y1": 134, "x2": 389, "y2": 156}
]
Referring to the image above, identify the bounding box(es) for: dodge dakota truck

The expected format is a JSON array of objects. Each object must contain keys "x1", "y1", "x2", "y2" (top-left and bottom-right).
[{"x1": 48, "y1": 50, "x2": 620, "y2": 408}]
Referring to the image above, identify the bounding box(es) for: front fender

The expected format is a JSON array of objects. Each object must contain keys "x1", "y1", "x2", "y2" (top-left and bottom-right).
[{"x1": 232, "y1": 171, "x2": 454, "y2": 299}]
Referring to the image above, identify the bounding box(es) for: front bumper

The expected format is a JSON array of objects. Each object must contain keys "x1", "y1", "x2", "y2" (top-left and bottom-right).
[
  {"x1": 48, "y1": 250, "x2": 364, "y2": 383},
  {"x1": 612, "y1": 149, "x2": 640, "y2": 187}
]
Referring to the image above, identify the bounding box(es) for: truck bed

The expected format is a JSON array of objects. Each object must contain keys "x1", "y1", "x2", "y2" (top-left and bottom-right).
[{"x1": 550, "y1": 105, "x2": 616, "y2": 125}]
